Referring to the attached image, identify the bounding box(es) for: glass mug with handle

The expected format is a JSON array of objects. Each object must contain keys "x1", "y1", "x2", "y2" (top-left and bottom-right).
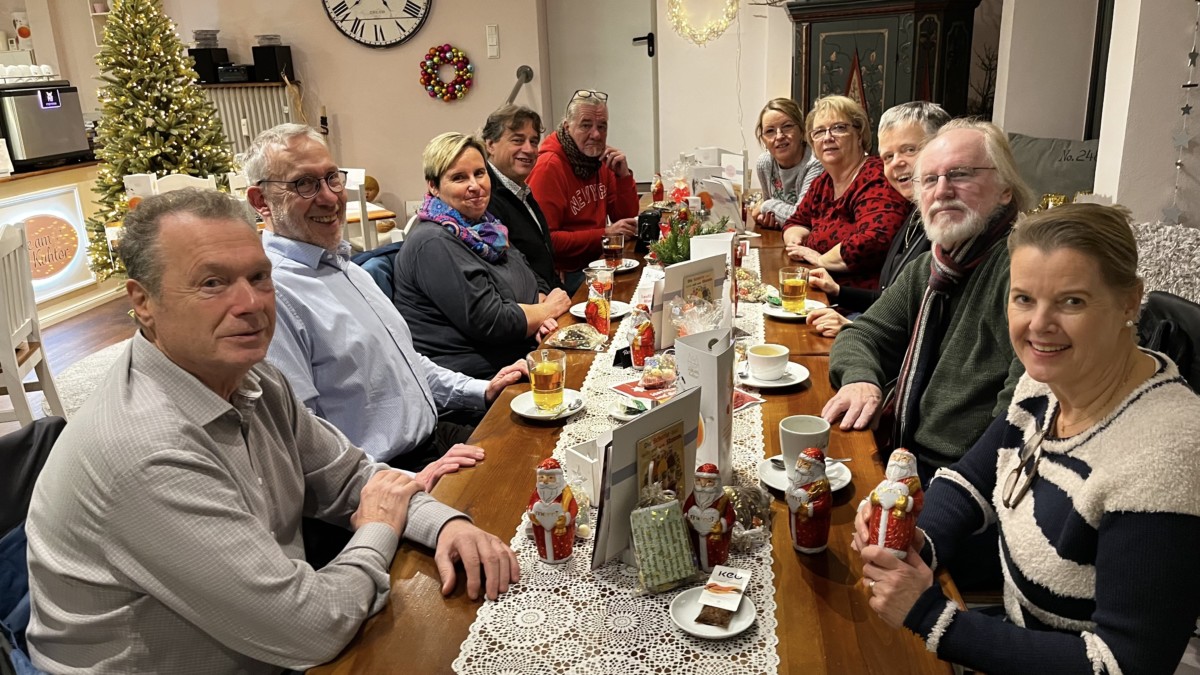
[
  {"x1": 779, "y1": 266, "x2": 809, "y2": 314},
  {"x1": 527, "y1": 348, "x2": 567, "y2": 412}
]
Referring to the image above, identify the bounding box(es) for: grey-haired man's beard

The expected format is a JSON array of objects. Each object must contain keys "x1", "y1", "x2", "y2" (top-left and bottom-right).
[{"x1": 924, "y1": 201, "x2": 1006, "y2": 247}]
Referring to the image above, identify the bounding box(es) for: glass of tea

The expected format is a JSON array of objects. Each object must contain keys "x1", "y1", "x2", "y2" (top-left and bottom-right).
[
  {"x1": 601, "y1": 233, "x2": 624, "y2": 268},
  {"x1": 779, "y1": 267, "x2": 809, "y2": 314},
  {"x1": 527, "y1": 348, "x2": 567, "y2": 412}
]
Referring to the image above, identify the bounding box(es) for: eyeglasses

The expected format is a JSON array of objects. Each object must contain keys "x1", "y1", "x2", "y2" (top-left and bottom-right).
[
  {"x1": 913, "y1": 167, "x2": 995, "y2": 192},
  {"x1": 809, "y1": 123, "x2": 854, "y2": 141},
  {"x1": 762, "y1": 122, "x2": 798, "y2": 141},
  {"x1": 256, "y1": 170, "x2": 348, "y2": 199},
  {"x1": 1001, "y1": 425, "x2": 1048, "y2": 509},
  {"x1": 571, "y1": 89, "x2": 608, "y2": 103}
]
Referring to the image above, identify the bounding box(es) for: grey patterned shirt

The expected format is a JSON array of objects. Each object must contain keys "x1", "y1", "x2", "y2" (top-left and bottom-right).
[{"x1": 26, "y1": 332, "x2": 462, "y2": 674}]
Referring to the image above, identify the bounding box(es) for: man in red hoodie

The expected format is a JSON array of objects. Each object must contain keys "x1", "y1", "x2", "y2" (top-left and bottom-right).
[{"x1": 527, "y1": 89, "x2": 640, "y2": 293}]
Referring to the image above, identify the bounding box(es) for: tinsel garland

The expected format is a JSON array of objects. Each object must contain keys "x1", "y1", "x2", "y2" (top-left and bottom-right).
[{"x1": 1133, "y1": 221, "x2": 1200, "y2": 303}]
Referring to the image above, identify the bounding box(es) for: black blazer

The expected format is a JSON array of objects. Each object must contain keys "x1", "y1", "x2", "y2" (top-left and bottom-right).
[{"x1": 486, "y1": 163, "x2": 563, "y2": 291}]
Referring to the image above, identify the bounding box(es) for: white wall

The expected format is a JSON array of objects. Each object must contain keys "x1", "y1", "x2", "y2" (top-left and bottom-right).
[
  {"x1": 655, "y1": 0, "x2": 792, "y2": 188},
  {"x1": 1094, "y1": 0, "x2": 1195, "y2": 224},
  {"x1": 993, "y1": 0, "x2": 1096, "y2": 139}
]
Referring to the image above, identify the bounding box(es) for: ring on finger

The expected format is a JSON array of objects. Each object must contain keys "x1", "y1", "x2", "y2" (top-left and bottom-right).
[{"x1": 868, "y1": 579, "x2": 876, "y2": 590}]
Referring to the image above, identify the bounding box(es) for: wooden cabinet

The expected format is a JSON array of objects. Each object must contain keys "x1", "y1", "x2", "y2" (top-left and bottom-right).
[{"x1": 787, "y1": 0, "x2": 981, "y2": 144}]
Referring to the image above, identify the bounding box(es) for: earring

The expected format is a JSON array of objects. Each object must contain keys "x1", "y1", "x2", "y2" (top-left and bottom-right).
[{"x1": 1124, "y1": 319, "x2": 1134, "y2": 328}]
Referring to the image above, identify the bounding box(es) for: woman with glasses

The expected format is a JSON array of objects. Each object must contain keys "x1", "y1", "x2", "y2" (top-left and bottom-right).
[
  {"x1": 806, "y1": 101, "x2": 951, "y2": 336},
  {"x1": 781, "y1": 95, "x2": 910, "y2": 290},
  {"x1": 394, "y1": 132, "x2": 572, "y2": 379},
  {"x1": 749, "y1": 98, "x2": 824, "y2": 229},
  {"x1": 853, "y1": 204, "x2": 1200, "y2": 674}
]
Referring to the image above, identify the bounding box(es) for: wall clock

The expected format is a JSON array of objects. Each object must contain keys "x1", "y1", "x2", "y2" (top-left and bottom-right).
[{"x1": 323, "y1": 0, "x2": 432, "y2": 48}]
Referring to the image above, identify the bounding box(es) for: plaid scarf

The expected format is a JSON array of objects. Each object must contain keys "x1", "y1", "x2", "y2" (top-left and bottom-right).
[
  {"x1": 557, "y1": 125, "x2": 602, "y2": 180},
  {"x1": 418, "y1": 194, "x2": 509, "y2": 263},
  {"x1": 891, "y1": 202, "x2": 1017, "y2": 452}
]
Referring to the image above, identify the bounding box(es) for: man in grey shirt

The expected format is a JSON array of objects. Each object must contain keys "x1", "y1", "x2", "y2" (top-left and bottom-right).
[{"x1": 24, "y1": 189, "x2": 519, "y2": 674}]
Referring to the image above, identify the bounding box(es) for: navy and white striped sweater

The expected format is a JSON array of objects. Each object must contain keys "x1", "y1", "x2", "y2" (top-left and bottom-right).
[{"x1": 906, "y1": 350, "x2": 1200, "y2": 675}]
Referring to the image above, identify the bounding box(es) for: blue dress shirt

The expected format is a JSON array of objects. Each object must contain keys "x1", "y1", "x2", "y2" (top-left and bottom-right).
[{"x1": 263, "y1": 231, "x2": 487, "y2": 463}]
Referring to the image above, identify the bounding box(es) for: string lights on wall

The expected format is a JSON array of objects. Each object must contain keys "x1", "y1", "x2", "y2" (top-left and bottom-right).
[{"x1": 667, "y1": 0, "x2": 740, "y2": 46}]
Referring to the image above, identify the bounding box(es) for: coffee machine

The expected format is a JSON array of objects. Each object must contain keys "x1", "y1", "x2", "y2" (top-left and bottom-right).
[{"x1": 0, "y1": 80, "x2": 91, "y2": 170}]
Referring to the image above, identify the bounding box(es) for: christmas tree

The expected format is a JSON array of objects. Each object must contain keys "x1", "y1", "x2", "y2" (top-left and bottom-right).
[{"x1": 85, "y1": 0, "x2": 234, "y2": 278}]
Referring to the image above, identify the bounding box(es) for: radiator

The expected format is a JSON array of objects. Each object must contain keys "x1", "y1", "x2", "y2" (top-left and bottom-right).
[{"x1": 202, "y1": 84, "x2": 295, "y2": 156}]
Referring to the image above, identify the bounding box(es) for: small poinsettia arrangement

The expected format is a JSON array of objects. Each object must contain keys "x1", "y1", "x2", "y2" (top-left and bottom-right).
[{"x1": 647, "y1": 207, "x2": 732, "y2": 266}]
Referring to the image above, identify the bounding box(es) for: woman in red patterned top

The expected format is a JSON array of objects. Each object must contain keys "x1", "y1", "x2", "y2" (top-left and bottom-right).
[{"x1": 782, "y1": 95, "x2": 911, "y2": 290}]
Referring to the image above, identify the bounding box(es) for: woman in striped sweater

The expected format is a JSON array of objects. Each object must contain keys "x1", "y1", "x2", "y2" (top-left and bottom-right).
[{"x1": 854, "y1": 203, "x2": 1200, "y2": 674}]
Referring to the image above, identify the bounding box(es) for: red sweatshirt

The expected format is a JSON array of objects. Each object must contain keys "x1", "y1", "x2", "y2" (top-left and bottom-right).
[{"x1": 526, "y1": 132, "x2": 640, "y2": 274}]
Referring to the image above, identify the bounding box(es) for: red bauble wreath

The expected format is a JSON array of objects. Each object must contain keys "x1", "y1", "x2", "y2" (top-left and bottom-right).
[{"x1": 419, "y1": 44, "x2": 474, "y2": 102}]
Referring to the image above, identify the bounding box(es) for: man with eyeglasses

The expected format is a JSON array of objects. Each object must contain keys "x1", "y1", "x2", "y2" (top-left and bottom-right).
[
  {"x1": 244, "y1": 124, "x2": 525, "y2": 497},
  {"x1": 526, "y1": 88, "x2": 639, "y2": 294},
  {"x1": 826, "y1": 119, "x2": 1034, "y2": 485},
  {"x1": 826, "y1": 119, "x2": 1034, "y2": 591}
]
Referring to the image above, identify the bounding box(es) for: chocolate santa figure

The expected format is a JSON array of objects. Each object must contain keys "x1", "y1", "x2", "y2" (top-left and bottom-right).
[
  {"x1": 785, "y1": 448, "x2": 833, "y2": 554},
  {"x1": 866, "y1": 449, "x2": 924, "y2": 558},
  {"x1": 683, "y1": 463, "x2": 736, "y2": 572},
  {"x1": 527, "y1": 458, "x2": 578, "y2": 564}
]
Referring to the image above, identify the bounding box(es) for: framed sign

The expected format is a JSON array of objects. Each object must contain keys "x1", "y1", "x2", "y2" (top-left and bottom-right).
[{"x1": 0, "y1": 185, "x2": 95, "y2": 302}]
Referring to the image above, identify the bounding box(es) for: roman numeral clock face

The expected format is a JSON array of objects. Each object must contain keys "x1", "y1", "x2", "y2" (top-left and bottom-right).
[{"x1": 323, "y1": 0, "x2": 432, "y2": 48}]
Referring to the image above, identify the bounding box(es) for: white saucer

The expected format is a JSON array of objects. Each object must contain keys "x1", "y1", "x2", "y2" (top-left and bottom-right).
[
  {"x1": 738, "y1": 362, "x2": 810, "y2": 389},
  {"x1": 737, "y1": 231, "x2": 762, "y2": 239},
  {"x1": 569, "y1": 300, "x2": 632, "y2": 320},
  {"x1": 762, "y1": 299, "x2": 827, "y2": 321},
  {"x1": 608, "y1": 400, "x2": 648, "y2": 422},
  {"x1": 510, "y1": 389, "x2": 586, "y2": 421},
  {"x1": 588, "y1": 258, "x2": 640, "y2": 273},
  {"x1": 756, "y1": 458, "x2": 852, "y2": 492},
  {"x1": 669, "y1": 586, "x2": 756, "y2": 640}
]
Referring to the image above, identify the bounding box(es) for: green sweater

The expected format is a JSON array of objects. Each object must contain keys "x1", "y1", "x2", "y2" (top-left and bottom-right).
[{"x1": 829, "y1": 240, "x2": 1025, "y2": 466}]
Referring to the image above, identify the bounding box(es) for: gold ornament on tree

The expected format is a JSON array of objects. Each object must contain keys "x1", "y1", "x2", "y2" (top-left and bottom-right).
[{"x1": 668, "y1": 0, "x2": 740, "y2": 47}]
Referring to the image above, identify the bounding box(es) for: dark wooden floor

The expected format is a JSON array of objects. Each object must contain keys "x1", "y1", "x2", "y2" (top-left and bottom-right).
[{"x1": 0, "y1": 296, "x2": 134, "y2": 435}]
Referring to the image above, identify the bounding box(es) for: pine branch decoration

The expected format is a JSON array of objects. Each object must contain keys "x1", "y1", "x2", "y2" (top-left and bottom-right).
[{"x1": 85, "y1": 0, "x2": 235, "y2": 279}]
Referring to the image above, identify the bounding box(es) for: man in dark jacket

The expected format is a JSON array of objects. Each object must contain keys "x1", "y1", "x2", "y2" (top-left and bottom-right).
[{"x1": 482, "y1": 105, "x2": 563, "y2": 291}]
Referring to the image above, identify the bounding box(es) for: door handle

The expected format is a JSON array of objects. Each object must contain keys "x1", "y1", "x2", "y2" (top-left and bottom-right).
[{"x1": 632, "y1": 32, "x2": 655, "y2": 58}]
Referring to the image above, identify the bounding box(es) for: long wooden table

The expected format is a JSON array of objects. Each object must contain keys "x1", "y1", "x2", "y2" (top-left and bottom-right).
[{"x1": 311, "y1": 232, "x2": 956, "y2": 675}]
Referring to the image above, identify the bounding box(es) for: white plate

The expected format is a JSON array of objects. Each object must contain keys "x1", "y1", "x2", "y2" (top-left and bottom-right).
[
  {"x1": 569, "y1": 300, "x2": 632, "y2": 320},
  {"x1": 756, "y1": 458, "x2": 852, "y2": 492},
  {"x1": 588, "y1": 258, "x2": 640, "y2": 273},
  {"x1": 738, "y1": 362, "x2": 810, "y2": 389},
  {"x1": 510, "y1": 389, "x2": 586, "y2": 421},
  {"x1": 762, "y1": 299, "x2": 827, "y2": 321},
  {"x1": 609, "y1": 400, "x2": 648, "y2": 422},
  {"x1": 669, "y1": 586, "x2": 756, "y2": 640},
  {"x1": 737, "y1": 231, "x2": 763, "y2": 239}
]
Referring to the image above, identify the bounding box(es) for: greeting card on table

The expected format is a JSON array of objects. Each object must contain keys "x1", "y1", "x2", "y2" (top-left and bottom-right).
[
  {"x1": 649, "y1": 253, "x2": 728, "y2": 351},
  {"x1": 699, "y1": 178, "x2": 741, "y2": 228},
  {"x1": 591, "y1": 388, "x2": 700, "y2": 571},
  {"x1": 674, "y1": 328, "x2": 735, "y2": 486}
]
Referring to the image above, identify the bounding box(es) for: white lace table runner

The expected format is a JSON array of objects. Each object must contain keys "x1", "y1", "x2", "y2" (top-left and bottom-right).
[{"x1": 453, "y1": 250, "x2": 780, "y2": 675}]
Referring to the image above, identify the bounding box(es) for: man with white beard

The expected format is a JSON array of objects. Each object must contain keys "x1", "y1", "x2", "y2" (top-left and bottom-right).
[
  {"x1": 683, "y1": 464, "x2": 735, "y2": 572},
  {"x1": 527, "y1": 458, "x2": 578, "y2": 564},
  {"x1": 786, "y1": 448, "x2": 833, "y2": 554},
  {"x1": 825, "y1": 119, "x2": 1034, "y2": 486}
]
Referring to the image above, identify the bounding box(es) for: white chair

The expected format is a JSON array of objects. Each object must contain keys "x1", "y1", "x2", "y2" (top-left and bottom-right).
[
  {"x1": 154, "y1": 173, "x2": 217, "y2": 193},
  {"x1": 0, "y1": 225, "x2": 64, "y2": 426}
]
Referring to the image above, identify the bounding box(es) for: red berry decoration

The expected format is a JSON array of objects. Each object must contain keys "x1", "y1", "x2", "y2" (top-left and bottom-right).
[{"x1": 419, "y1": 44, "x2": 473, "y2": 102}]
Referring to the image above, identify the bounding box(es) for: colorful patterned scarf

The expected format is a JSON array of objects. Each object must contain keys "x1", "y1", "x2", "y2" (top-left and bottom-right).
[
  {"x1": 891, "y1": 202, "x2": 1018, "y2": 452},
  {"x1": 418, "y1": 193, "x2": 509, "y2": 263},
  {"x1": 557, "y1": 125, "x2": 602, "y2": 180}
]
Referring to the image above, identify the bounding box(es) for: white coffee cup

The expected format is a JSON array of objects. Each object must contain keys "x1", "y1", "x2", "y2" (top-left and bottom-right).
[
  {"x1": 747, "y1": 343, "x2": 789, "y2": 380},
  {"x1": 779, "y1": 414, "x2": 831, "y2": 478}
]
